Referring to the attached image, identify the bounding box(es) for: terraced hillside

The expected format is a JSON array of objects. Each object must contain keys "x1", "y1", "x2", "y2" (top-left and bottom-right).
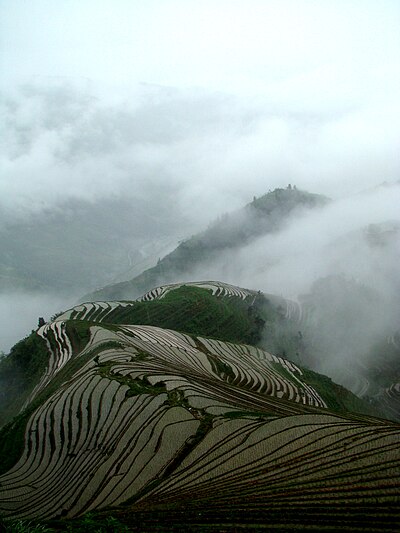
[
  {"x1": 0, "y1": 282, "x2": 355, "y2": 431},
  {"x1": 53, "y1": 283, "x2": 265, "y2": 349},
  {"x1": 0, "y1": 282, "x2": 399, "y2": 531},
  {"x1": 59, "y1": 282, "x2": 302, "y2": 364},
  {"x1": 59, "y1": 280, "x2": 400, "y2": 419},
  {"x1": 0, "y1": 281, "x2": 381, "y2": 423}
]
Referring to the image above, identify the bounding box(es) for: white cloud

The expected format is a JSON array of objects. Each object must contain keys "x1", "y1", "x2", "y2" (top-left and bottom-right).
[
  {"x1": 1, "y1": 1, "x2": 398, "y2": 218},
  {"x1": 1, "y1": 77, "x2": 399, "y2": 228}
]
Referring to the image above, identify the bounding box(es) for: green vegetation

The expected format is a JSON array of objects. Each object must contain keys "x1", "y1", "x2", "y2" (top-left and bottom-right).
[
  {"x1": 98, "y1": 362, "x2": 167, "y2": 397},
  {"x1": 166, "y1": 388, "x2": 190, "y2": 408},
  {"x1": 0, "y1": 517, "x2": 54, "y2": 532},
  {"x1": 0, "y1": 282, "x2": 383, "y2": 481},
  {"x1": 103, "y1": 285, "x2": 265, "y2": 345},
  {"x1": 300, "y1": 367, "x2": 385, "y2": 417},
  {"x1": 251, "y1": 186, "x2": 328, "y2": 213},
  {"x1": 65, "y1": 319, "x2": 91, "y2": 353},
  {"x1": 0, "y1": 285, "x2": 398, "y2": 530},
  {"x1": 206, "y1": 353, "x2": 236, "y2": 379},
  {"x1": 223, "y1": 409, "x2": 276, "y2": 420},
  {"x1": 0, "y1": 514, "x2": 130, "y2": 532},
  {"x1": 0, "y1": 332, "x2": 49, "y2": 427}
]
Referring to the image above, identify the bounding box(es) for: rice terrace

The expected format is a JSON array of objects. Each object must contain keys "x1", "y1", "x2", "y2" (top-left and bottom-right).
[{"x1": 0, "y1": 282, "x2": 399, "y2": 531}]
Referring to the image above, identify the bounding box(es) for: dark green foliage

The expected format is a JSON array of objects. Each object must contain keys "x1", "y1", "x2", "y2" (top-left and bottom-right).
[
  {"x1": 207, "y1": 353, "x2": 235, "y2": 380},
  {"x1": 0, "y1": 407, "x2": 33, "y2": 475},
  {"x1": 103, "y1": 286, "x2": 264, "y2": 345},
  {"x1": 99, "y1": 285, "x2": 381, "y2": 419},
  {"x1": 0, "y1": 274, "x2": 394, "y2": 530},
  {"x1": 0, "y1": 332, "x2": 48, "y2": 385},
  {"x1": 0, "y1": 332, "x2": 49, "y2": 427},
  {"x1": 166, "y1": 389, "x2": 190, "y2": 408},
  {"x1": 15, "y1": 513, "x2": 131, "y2": 532},
  {"x1": 0, "y1": 517, "x2": 55, "y2": 532},
  {"x1": 223, "y1": 410, "x2": 276, "y2": 420},
  {"x1": 250, "y1": 186, "x2": 328, "y2": 215},
  {"x1": 65, "y1": 320, "x2": 91, "y2": 353},
  {"x1": 74, "y1": 505, "x2": 400, "y2": 532}
]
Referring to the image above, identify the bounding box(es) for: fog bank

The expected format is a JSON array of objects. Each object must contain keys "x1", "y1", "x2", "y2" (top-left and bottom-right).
[{"x1": 0, "y1": 292, "x2": 76, "y2": 354}]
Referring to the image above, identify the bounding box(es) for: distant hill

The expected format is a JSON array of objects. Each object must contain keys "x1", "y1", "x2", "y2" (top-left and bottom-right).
[
  {"x1": 1, "y1": 281, "x2": 399, "y2": 531},
  {"x1": 0, "y1": 197, "x2": 184, "y2": 294},
  {"x1": 83, "y1": 187, "x2": 329, "y2": 301}
]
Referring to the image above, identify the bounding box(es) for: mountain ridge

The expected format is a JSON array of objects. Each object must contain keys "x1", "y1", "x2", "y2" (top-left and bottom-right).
[{"x1": 82, "y1": 187, "x2": 329, "y2": 302}]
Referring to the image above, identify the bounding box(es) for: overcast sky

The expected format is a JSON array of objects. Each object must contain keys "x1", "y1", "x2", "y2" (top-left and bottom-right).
[{"x1": 1, "y1": 0, "x2": 399, "y2": 226}]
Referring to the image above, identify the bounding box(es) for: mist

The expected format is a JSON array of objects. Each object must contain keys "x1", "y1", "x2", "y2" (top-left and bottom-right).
[
  {"x1": 1, "y1": 0, "x2": 399, "y2": 378},
  {"x1": 2, "y1": 81, "x2": 399, "y2": 227},
  {"x1": 158, "y1": 183, "x2": 400, "y2": 390},
  {"x1": 179, "y1": 184, "x2": 399, "y2": 295},
  {"x1": 0, "y1": 291, "x2": 77, "y2": 354}
]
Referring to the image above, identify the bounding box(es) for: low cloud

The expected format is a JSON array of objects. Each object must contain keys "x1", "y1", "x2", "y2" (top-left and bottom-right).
[
  {"x1": 0, "y1": 291, "x2": 75, "y2": 354},
  {"x1": 167, "y1": 184, "x2": 400, "y2": 388},
  {"x1": 180, "y1": 184, "x2": 400, "y2": 297},
  {"x1": 1, "y1": 81, "x2": 399, "y2": 228}
]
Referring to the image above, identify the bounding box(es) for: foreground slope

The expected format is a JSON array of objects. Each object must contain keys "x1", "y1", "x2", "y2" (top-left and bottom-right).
[{"x1": 0, "y1": 283, "x2": 399, "y2": 530}]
